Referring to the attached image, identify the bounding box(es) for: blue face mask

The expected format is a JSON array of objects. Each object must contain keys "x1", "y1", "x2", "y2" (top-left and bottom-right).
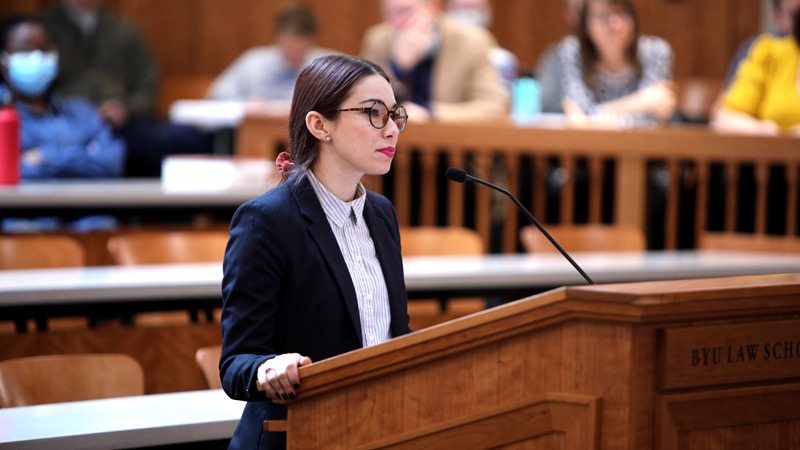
[{"x1": 5, "y1": 50, "x2": 59, "y2": 97}]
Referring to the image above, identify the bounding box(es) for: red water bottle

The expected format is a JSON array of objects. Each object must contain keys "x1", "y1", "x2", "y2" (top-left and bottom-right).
[{"x1": 0, "y1": 94, "x2": 20, "y2": 185}]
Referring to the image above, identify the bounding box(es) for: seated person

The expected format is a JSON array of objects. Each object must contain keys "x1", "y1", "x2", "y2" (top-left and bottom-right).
[
  {"x1": 553, "y1": 0, "x2": 675, "y2": 128},
  {"x1": 536, "y1": 0, "x2": 584, "y2": 113},
  {"x1": 713, "y1": 9, "x2": 800, "y2": 136},
  {"x1": 361, "y1": 0, "x2": 507, "y2": 123},
  {"x1": 206, "y1": 3, "x2": 334, "y2": 115},
  {"x1": 43, "y1": 0, "x2": 210, "y2": 177},
  {"x1": 721, "y1": 0, "x2": 800, "y2": 90},
  {"x1": 445, "y1": 0, "x2": 519, "y2": 90},
  {"x1": 0, "y1": 15, "x2": 125, "y2": 179}
]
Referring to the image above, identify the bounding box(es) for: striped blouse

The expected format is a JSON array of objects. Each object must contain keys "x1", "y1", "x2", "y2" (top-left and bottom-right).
[{"x1": 307, "y1": 171, "x2": 392, "y2": 348}]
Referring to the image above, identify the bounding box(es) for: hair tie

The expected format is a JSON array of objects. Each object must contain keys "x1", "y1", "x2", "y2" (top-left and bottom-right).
[{"x1": 276, "y1": 152, "x2": 295, "y2": 180}]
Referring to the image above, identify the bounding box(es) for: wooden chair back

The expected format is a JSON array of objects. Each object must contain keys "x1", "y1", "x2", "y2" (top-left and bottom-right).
[
  {"x1": 520, "y1": 224, "x2": 646, "y2": 253},
  {"x1": 399, "y1": 227, "x2": 486, "y2": 329},
  {"x1": 0, "y1": 353, "x2": 144, "y2": 407},
  {"x1": 0, "y1": 235, "x2": 85, "y2": 269},
  {"x1": 399, "y1": 227, "x2": 484, "y2": 257},
  {"x1": 698, "y1": 232, "x2": 800, "y2": 253},
  {"x1": 195, "y1": 345, "x2": 222, "y2": 390},
  {"x1": 107, "y1": 231, "x2": 230, "y2": 265}
]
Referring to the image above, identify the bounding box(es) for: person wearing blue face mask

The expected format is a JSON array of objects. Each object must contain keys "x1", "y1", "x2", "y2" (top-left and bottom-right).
[
  {"x1": 0, "y1": 15, "x2": 125, "y2": 179},
  {"x1": 5, "y1": 47, "x2": 58, "y2": 98},
  {"x1": 43, "y1": 0, "x2": 213, "y2": 178}
]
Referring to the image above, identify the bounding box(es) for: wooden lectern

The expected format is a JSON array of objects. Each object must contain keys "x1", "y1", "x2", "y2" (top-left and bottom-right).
[{"x1": 266, "y1": 274, "x2": 800, "y2": 449}]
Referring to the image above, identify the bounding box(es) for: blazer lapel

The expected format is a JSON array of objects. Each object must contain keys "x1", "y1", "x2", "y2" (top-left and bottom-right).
[
  {"x1": 363, "y1": 196, "x2": 409, "y2": 338},
  {"x1": 291, "y1": 177, "x2": 363, "y2": 346}
]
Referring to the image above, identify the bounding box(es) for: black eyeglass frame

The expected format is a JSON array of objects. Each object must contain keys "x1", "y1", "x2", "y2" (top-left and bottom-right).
[{"x1": 336, "y1": 102, "x2": 408, "y2": 132}]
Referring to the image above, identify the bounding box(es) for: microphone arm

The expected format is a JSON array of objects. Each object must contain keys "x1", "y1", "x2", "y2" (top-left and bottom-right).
[{"x1": 446, "y1": 167, "x2": 596, "y2": 285}]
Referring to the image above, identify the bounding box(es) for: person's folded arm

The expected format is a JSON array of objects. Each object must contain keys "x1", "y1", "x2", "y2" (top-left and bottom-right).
[
  {"x1": 22, "y1": 100, "x2": 126, "y2": 179},
  {"x1": 713, "y1": 107, "x2": 780, "y2": 135}
]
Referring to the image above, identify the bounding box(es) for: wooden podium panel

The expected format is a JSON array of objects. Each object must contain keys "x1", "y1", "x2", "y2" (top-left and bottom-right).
[
  {"x1": 658, "y1": 384, "x2": 800, "y2": 449},
  {"x1": 267, "y1": 274, "x2": 800, "y2": 449}
]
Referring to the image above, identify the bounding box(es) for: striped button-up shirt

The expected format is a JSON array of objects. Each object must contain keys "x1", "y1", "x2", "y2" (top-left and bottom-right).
[{"x1": 307, "y1": 171, "x2": 392, "y2": 347}]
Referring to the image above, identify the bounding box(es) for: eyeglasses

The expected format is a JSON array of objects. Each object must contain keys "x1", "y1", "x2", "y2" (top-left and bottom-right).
[
  {"x1": 337, "y1": 102, "x2": 408, "y2": 132},
  {"x1": 589, "y1": 10, "x2": 632, "y2": 25}
]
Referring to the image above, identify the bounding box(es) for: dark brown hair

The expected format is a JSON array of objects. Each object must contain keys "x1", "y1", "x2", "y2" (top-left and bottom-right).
[
  {"x1": 578, "y1": 0, "x2": 641, "y2": 91},
  {"x1": 285, "y1": 54, "x2": 389, "y2": 182},
  {"x1": 276, "y1": 3, "x2": 317, "y2": 37}
]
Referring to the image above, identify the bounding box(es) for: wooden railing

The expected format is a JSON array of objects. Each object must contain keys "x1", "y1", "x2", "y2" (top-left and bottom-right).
[{"x1": 237, "y1": 116, "x2": 800, "y2": 253}]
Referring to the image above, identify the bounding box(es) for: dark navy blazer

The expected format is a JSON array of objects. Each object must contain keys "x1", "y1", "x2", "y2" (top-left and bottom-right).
[{"x1": 220, "y1": 175, "x2": 410, "y2": 450}]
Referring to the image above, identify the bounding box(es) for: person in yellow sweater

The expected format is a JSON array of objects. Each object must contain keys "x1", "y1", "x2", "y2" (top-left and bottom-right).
[{"x1": 714, "y1": 10, "x2": 800, "y2": 136}]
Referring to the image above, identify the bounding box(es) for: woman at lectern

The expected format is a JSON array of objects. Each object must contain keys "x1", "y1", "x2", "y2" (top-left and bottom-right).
[{"x1": 220, "y1": 54, "x2": 411, "y2": 450}]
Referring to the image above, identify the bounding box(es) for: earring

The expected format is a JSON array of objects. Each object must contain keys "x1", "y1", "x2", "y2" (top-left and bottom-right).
[{"x1": 325, "y1": 136, "x2": 331, "y2": 142}]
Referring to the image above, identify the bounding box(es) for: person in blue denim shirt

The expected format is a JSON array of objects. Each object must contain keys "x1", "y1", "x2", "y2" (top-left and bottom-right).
[{"x1": 0, "y1": 15, "x2": 124, "y2": 179}]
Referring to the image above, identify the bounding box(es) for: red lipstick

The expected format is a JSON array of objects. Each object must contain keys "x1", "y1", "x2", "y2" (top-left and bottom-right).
[{"x1": 378, "y1": 146, "x2": 395, "y2": 158}]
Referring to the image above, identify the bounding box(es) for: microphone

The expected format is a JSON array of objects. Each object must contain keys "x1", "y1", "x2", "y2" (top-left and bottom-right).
[{"x1": 445, "y1": 167, "x2": 595, "y2": 285}]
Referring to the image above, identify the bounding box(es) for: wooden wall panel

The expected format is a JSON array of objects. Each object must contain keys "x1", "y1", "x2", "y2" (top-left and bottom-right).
[
  {"x1": 491, "y1": 0, "x2": 569, "y2": 72},
  {"x1": 0, "y1": 0, "x2": 762, "y2": 79},
  {"x1": 0, "y1": 0, "x2": 50, "y2": 14},
  {"x1": 116, "y1": 1, "x2": 198, "y2": 76},
  {"x1": 635, "y1": 0, "x2": 761, "y2": 78}
]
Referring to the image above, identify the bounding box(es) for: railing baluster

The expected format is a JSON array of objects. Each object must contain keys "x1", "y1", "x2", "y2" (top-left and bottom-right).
[
  {"x1": 447, "y1": 152, "x2": 467, "y2": 229},
  {"x1": 393, "y1": 145, "x2": 412, "y2": 227},
  {"x1": 503, "y1": 154, "x2": 521, "y2": 253},
  {"x1": 419, "y1": 148, "x2": 438, "y2": 227},
  {"x1": 475, "y1": 152, "x2": 492, "y2": 249}
]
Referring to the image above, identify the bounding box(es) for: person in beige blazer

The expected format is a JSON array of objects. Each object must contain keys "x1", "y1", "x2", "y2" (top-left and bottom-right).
[{"x1": 361, "y1": 0, "x2": 507, "y2": 123}]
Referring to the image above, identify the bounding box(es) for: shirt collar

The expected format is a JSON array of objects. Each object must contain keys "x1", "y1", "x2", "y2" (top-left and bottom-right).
[
  {"x1": 307, "y1": 171, "x2": 366, "y2": 227},
  {"x1": 1, "y1": 84, "x2": 64, "y2": 117}
]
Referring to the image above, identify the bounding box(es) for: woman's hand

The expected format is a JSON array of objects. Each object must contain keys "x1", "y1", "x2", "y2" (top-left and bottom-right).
[
  {"x1": 563, "y1": 97, "x2": 620, "y2": 129},
  {"x1": 257, "y1": 353, "x2": 312, "y2": 400},
  {"x1": 639, "y1": 81, "x2": 677, "y2": 120},
  {"x1": 597, "y1": 81, "x2": 676, "y2": 121},
  {"x1": 390, "y1": 6, "x2": 437, "y2": 72}
]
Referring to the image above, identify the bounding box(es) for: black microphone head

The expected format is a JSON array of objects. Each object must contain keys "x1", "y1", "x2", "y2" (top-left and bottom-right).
[{"x1": 446, "y1": 167, "x2": 468, "y2": 183}]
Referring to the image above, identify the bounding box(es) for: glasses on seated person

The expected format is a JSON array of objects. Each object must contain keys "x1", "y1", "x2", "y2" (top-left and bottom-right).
[
  {"x1": 589, "y1": 10, "x2": 632, "y2": 25},
  {"x1": 337, "y1": 101, "x2": 408, "y2": 132}
]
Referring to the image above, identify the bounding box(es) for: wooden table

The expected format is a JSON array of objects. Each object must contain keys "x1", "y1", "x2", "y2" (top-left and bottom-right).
[
  {"x1": 0, "y1": 179, "x2": 270, "y2": 266},
  {"x1": 3, "y1": 251, "x2": 800, "y2": 323},
  {"x1": 0, "y1": 179, "x2": 267, "y2": 217},
  {"x1": 0, "y1": 389, "x2": 244, "y2": 450}
]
